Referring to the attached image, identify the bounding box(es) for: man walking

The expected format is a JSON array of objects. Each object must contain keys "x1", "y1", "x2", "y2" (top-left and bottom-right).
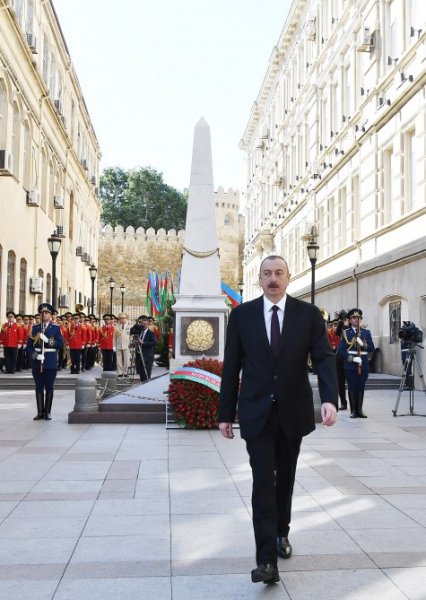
[{"x1": 219, "y1": 255, "x2": 338, "y2": 584}]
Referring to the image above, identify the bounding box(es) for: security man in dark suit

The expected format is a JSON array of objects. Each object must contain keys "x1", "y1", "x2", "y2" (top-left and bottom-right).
[
  {"x1": 337, "y1": 308, "x2": 375, "y2": 418},
  {"x1": 136, "y1": 315, "x2": 157, "y2": 382},
  {"x1": 219, "y1": 255, "x2": 338, "y2": 585},
  {"x1": 27, "y1": 303, "x2": 64, "y2": 420}
]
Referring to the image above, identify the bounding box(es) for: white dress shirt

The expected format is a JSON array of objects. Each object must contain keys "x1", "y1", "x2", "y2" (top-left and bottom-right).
[{"x1": 263, "y1": 295, "x2": 287, "y2": 344}]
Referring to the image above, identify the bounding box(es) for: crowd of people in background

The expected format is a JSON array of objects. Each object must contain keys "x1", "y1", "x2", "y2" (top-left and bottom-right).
[{"x1": 0, "y1": 309, "x2": 162, "y2": 382}]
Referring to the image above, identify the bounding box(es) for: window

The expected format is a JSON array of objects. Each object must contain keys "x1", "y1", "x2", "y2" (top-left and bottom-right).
[
  {"x1": 26, "y1": 0, "x2": 34, "y2": 34},
  {"x1": 388, "y1": 0, "x2": 403, "y2": 64},
  {"x1": 389, "y1": 301, "x2": 401, "y2": 344},
  {"x1": 0, "y1": 245, "x2": 2, "y2": 314},
  {"x1": 12, "y1": 103, "x2": 20, "y2": 177},
  {"x1": 383, "y1": 146, "x2": 393, "y2": 223},
  {"x1": 41, "y1": 150, "x2": 47, "y2": 211},
  {"x1": 6, "y1": 251, "x2": 16, "y2": 313},
  {"x1": 404, "y1": 128, "x2": 420, "y2": 210},
  {"x1": 19, "y1": 258, "x2": 27, "y2": 314},
  {"x1": 0, "y1": 80, "x2": 6, "y2": 147},
  {"x1": 42, "y1": 34, "x2": 50, "y2": 83},
  {"x1": 69, "y1": 192, "x2": 74, "y2": 240},
  {"x1": 38, "y1": 268, "x2": 44, "y2": 301},
  {"x1": 23, "y1": 122, "x2": 31, "y2": 189},
  {"x1": 46, "y1": 273, "x2": 51, "y2": 305}
]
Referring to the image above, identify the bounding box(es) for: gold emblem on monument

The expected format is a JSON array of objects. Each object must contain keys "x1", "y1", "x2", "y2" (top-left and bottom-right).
[{"x1": 186, "y1": 319, "x2": 215, "y2": 352}]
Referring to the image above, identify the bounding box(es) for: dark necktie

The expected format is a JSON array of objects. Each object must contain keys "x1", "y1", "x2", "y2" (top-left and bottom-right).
[{"x1": 270, "y1": 305, "x2": 280, "y2": 355}]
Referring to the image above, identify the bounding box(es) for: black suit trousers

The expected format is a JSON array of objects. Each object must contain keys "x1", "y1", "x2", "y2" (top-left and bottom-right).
[{"x1": 246, "y1": 402, "x2": 301, "y2": 566}]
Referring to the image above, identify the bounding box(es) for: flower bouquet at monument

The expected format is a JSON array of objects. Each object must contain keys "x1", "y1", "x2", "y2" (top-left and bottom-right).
[{"x1": 167, "y1": 358, "x2": 222, "y2": 429}]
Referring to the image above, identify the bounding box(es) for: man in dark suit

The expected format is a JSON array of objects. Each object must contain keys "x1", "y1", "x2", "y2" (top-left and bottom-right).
[{"x1": 219, "y1": 255, "x2": 338, "y2": 584}]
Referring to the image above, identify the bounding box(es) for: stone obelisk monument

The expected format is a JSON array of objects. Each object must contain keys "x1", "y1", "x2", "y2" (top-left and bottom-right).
[{"x1": 170, "y1": 117, "x2": 228, "y2": 371}]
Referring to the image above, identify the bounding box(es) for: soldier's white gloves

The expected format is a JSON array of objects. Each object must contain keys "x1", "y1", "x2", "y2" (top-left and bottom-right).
[
  {"x1": 353, "y1": 357, "x2": 362, "y2": 364},
  {"x1": 356, "y1": 337, "x2": 363, "y2": 346},
  {"x1": 40, "y1": 333, "x2": 49, "y2": 343},
  {"x1": 36, "y1": 354, "x2": 45, "y2": 362}
]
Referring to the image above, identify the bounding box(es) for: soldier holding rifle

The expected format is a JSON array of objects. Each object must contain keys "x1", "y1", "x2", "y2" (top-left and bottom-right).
[
  {"x1": 27, "y1": 303, "x2": 64, "y2": 420},
  {"x1": 337, "y1": 308, "x2": 375, "y2": 418}
]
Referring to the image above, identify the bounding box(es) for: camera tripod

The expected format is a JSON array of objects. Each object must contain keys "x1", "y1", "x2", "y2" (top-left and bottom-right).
[{"x1": 392, "y1": 345, "x2": 426, "y2": 417}]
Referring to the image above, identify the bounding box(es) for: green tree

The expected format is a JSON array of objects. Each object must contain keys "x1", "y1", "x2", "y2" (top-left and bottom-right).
[{"x1": 100, "y1": 166, "x2": 187, "y2": 230}]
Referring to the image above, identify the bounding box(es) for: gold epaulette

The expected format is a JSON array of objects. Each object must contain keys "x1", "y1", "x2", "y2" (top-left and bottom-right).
[{"x1": 342, "y1": 329, "x2": 356, "y2": 350}]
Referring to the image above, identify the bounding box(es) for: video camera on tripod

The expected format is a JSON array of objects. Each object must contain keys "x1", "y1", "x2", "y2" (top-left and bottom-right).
[{"x1": 398, "y1": 321, "x2": 423, "y2": 347}]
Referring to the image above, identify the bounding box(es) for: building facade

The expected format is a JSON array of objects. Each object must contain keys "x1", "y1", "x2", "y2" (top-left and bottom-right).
[
  {"x1": 241, "y1": 0, "x2": 426, "y2": 376},
  {"x1": 0, "y1": 0, "x2": 101, "y2": 316},
  {"x1": 97, "y1": 187, "x2": 244, "y2": 319}
]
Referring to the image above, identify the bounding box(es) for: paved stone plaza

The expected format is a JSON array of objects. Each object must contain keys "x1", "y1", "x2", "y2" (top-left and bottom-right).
[{"x1": 0, "y1": 380, "x2": 426, "y2": 599}]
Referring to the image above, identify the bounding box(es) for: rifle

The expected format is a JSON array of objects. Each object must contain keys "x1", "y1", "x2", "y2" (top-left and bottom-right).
[{"x1": 356, "y1": 320, "x2": 362, "y2": 376}]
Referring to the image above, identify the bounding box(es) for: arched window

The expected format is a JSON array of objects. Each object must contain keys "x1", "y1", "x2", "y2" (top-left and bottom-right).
[
  {"x1": 48, "y1": 161, "x2": 54, "y2": 218},
  {"x1": 6, "y1": 251, "x2": 16, "y2": 313},
  {"x1": 224, "y1": 213, "x2": 234, "y2": 226},
  {"x1": 19, "y1": 258, "x2": 27, "y2": 314},
  {"x1": 12, "y1": 103, "x2": 20, "y2": 177},
  {"x1": 69, "y1": 191, "x2": 74, "y2": 240}
]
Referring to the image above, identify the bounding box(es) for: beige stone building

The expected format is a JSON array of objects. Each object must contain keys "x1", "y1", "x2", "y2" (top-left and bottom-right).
[
  {"x1": 241, "y1": 0, "x2": 426, "y2": 376},
  {"x1": 97, "y1": 187, "x2": 244, "y2": 319},
  {"x1": 0, "y1": 0, "x2": 101, "y2": 316}
]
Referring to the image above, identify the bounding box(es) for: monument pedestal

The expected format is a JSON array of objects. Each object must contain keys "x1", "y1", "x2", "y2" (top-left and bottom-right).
[{"x1": 170, "y1": 294, "x2": 227, "y2": 372}]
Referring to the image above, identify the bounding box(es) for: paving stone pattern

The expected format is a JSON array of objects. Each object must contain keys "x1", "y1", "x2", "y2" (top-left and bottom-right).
[{"x1": 0, "y1": 381, "x2": 426, "y2": 599}]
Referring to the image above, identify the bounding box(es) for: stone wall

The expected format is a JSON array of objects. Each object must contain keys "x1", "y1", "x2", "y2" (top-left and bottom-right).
[{"x1": 97, "y1": 187, "x2": 244, "y2": 316}]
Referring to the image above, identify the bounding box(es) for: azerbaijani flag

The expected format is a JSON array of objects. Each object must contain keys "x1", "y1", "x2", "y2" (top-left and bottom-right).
[{"x1": 221, "y1": 281, "x2": 242, "y2": 308}]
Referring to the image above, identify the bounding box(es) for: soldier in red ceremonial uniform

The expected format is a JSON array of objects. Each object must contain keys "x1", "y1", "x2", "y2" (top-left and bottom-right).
[
  {"x1": 68, "y1": 313, "x2": 86, "y2": 374},
  {"x1": 1, "y1": 311, "x2": 24, "y2": 374},
  {"x1": 99, "y1": 314, "x2": 115, "y2": 371},
  {"x1": 15, "y1": 314, "x2": 27, "y2": 372}
]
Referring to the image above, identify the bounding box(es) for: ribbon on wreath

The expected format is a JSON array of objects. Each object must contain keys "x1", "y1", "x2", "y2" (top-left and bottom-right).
[{"x1": 170, "y1": 367, "x2": 221, "y2": 393}]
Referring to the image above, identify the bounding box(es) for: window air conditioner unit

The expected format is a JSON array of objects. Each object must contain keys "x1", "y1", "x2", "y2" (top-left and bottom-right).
[
  {"x1": 54, "y1": 195, "x2": 64, "y2": 209},
  {"x1": 310, "y1": 162, "x2": 321, "y2": 179},
  {"x1": 261, "y1": 129, "x2": 269, "y2": 140},
  {"x1": 274, "y1": 176, "x2": 284, "y2": 186},
  {"x1": 56, "y1": 225, "x2": 65, "y2": 237},
  {"x1": 80, "y1": 158, "x2": 88, "y2": 170},
  {"x1": 30, "y1": 277, "x2": 44, "y2": 294},
  {"x1": 76, "y1": 246, "x2": 83, "y2": 256},
  {"x1": 26, "y1": 33, "x2": 37, "y2": 53},
  {"x1": 81, "y1": 252, "x2": 89, "y2": 263},
  {"x1": 27, "y1": 189, "x2": 40, "y2": 206},
  {"x1": 0, "y1": 150, "x2": 13, "y2": 175},
  {"x1": 54, "y1": 99, "x2": 63, "y2": 114},
  {"x1": 90, "y1": 176, "x2": 96, "y2": 185},
  {"x1": 59, "y1": 294, "x2": 70, "y2": 308},
  {"x1": 60, "y1": 115, "x2": 67, "y2": 128},
  {"x1": 255, "y1": 140, "x2": 263, "y2": 149},
  {"x1": 357, "y1": 27, "x2": 374, "y2": 52}
]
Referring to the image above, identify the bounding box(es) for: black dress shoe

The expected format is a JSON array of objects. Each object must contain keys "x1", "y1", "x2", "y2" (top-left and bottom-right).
[
  {"x1": 251, "y1": 564, "x2": 279, "y2": 584},
  {"x1": 350, "y1": 412, "x2": 357, "y2": 418},
  {"x1": 357, "y1": 411, "x2": 368, "y2": 418},
  {"x1": 339, "y1": 403, "x2": 347, "y2": 410},
  {"x1": 277, "y1": 536, "x2": 292, "y2": 559}
]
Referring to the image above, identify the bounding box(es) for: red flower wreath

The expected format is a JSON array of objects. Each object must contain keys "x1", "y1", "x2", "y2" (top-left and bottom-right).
[{"x1": 168, "y1": 358, "x2": 223, "y2": 429}]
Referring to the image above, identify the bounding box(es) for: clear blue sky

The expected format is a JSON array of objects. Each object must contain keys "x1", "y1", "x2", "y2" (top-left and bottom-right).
[{"x1": 53, "y1": 0, "x2": 291, "y2": 194}]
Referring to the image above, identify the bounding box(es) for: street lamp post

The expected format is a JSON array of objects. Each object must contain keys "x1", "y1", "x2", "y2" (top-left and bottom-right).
[
  {"x1": 89, "y1": 264, "x2": 97, "y2": 316},
  {"x1": 238, "y1": 281, "x2": 244, "y2": 304},
  {"x1": 306, "y1": 225, "x2": 319, "y2": 305},
  {"x1": 120, "y1": 284, "x2": 126, "y2": 313},
  {"x1": 109, "y1": 277, "x2": 115, "y2": 315},
  {"x1": 47, "y1": 233, "x2": 62, "y2": 309}
]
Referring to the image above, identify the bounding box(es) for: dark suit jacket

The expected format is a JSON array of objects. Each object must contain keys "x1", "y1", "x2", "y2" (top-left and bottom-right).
[{"x1": 219, "y1": 295, "x2": 338, "y2": 441}]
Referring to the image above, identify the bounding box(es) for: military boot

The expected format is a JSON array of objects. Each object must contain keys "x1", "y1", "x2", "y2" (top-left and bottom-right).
[
  {"x1": 44, "y1": 391, "x2": 53, "y2": 420},
  {"x1": 33, "y1": 391, "x2": 45, "y2": 420}
]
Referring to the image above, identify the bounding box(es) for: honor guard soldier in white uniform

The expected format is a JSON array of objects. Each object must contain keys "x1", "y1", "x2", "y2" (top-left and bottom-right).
[{"x1": 27, "y1": 303, "x2": 64, "y2": 420}]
